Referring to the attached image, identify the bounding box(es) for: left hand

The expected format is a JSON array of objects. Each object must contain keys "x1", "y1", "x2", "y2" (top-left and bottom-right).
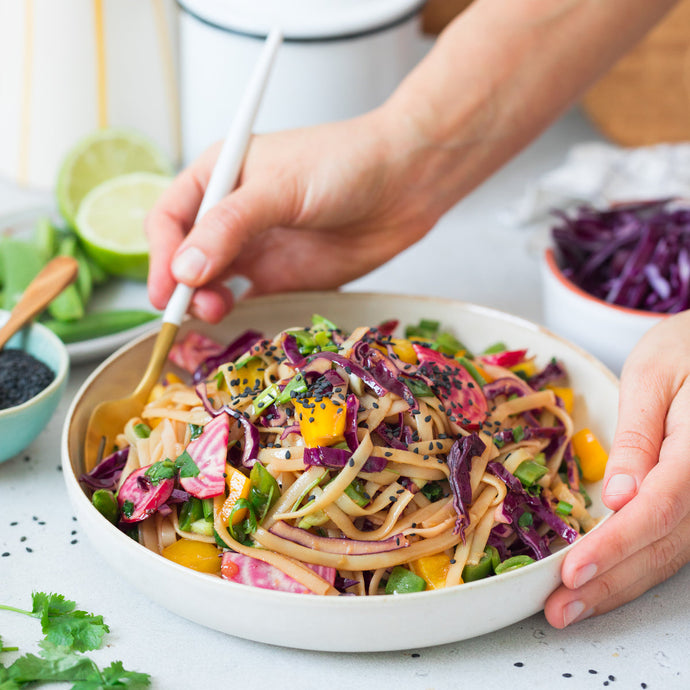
[{"x1": 544, "y1": 310, "x2": 690, "y2": 628}]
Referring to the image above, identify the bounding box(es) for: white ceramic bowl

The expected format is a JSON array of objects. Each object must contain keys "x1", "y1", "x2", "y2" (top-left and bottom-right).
[
  {"x1": 61, "y1": 292, "x2": 616, "y2": 652},
  {"x1": 0, "y1": 311, "x2": 69, "y2": 463},
  {"x1": 541, "y1": 248, "x2": 667, "y2": 376}
]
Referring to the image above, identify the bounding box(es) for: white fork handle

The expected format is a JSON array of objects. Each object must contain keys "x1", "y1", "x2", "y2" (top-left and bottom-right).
[{"x1": 163, "y1": 26, "x2": 283, "y2": 326}]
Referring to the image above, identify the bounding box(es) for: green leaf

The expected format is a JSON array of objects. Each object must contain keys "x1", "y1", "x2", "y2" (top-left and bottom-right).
[
  {"x1": 72, "y1": 660, "x2": 151, "y2": 689},
  {"x1": 7, "y1": 644, "x2": 97, "y2": 684},
  {"x1": 174, "y1": 450, "x2": 200, "y2": 479},
  {"x1": 188, "y1": 423, "x2": 204, "y2": 441},
  {"x1": 31, "y1": 592, "x2": 109, "y2": 652},
  {"x1": 144, "y1": 460, "x2": 175, "y2": 485}
]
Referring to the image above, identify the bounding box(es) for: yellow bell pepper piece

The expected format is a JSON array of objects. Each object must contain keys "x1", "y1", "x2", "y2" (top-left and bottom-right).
[
  {"x1": 411, "y1": 552, "x2": 451, "y2": 590},
  {"x1": 510, "y1": 360, "x2": 537, "y2": 378},
  {"x1": 162, "y1": 538, "x2": 221, "y2": 574},
  {"x1": 220, "y1": 465, "x2": 252, "y2": 525},
  {"x1": 373, "y1": 339, "x2": 418, "y2": 364},
  {"x1": 549, "y1": 386, "x2": 574, "y2": 414},
  {"x1": 572, "y1": 428, "x2": 608, "y2": 482},
  {"x1": 294, "y1": 397, "x2": 346, "y2": 448},
  {"x1": 238, "y1": 358, "x2": 266, "y2": 391},
  {"x1": 390, "y1": 338, "x2": 418, "y2": 365}
]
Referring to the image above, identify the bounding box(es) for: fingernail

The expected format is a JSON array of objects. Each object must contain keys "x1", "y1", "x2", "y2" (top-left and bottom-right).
[
  {"x1": 573, "y1": 563, "x2": 597, "y2": 589},
  {"x1": 171, "y1": 246, "x2": 208, "y2": 284},
  {"x1": 562, "y1": 600, "x2": 593, "y2": 627},
  {"x1": 605, "y1": 473, "x2": 637, "y2": 497}
]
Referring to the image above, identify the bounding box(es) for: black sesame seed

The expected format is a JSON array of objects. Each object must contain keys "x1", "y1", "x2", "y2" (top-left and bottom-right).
[
  {"x1": 1, "y1": 552, "x2": 9, "y2": 557},
  {"x1": 513, "y1": 662, "x2": 524, "y2": 668},
  {"x1": 25, "y1": 547, "x2": 33, "y2": 553},
  {"x1": 286, "y1": 450, "x2": 292, "y2": 459},
  {"x1": 562, "y1": 673, "x2": 572, "y2": 678},
  {"x1": 411, "y1": 653, "x2": 420, "y2": 658}
]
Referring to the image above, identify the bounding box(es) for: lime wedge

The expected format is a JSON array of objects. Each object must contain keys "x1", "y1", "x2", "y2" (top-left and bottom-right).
[
  {"x1": 56, "y1": 128, "x2": 173, "y2": 227},
  {"x1": 75, "y1": 172, "x2": 172, "y2": 281}
]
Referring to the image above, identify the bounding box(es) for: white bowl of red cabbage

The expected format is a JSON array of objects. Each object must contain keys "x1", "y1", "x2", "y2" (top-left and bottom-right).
[
  {"x1": 0, "y1": 310, "x2": 69, "y2": 463},
  {"x1": 541, "y1": 199, "x2": 688, "y2": 374},
  {"x1": 61, "y1": 292, "x2": 616, "y2": 651}
]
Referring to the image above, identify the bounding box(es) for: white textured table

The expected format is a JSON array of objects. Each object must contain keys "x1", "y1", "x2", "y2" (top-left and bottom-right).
[{"x1": 1, "y1": 107, "x2": 687, "y2": 689}]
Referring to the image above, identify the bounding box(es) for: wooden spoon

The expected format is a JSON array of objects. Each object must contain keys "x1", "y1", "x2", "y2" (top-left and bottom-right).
[{"x1": 0, "y1": 255, "x2": 79, "y2": 350}]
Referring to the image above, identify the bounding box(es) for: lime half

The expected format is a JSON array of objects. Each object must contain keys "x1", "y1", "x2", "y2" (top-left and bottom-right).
[
  {"x1": 75, "y1": 172, "x2": 171, "y2": 281},
  {"x1": 57, "y1": 128, "x2": 173, "y2": 228}
]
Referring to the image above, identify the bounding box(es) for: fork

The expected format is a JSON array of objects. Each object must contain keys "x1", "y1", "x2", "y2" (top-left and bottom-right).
[{"x1": 84, "y1": 27, "x2": 283, "y2": 471}]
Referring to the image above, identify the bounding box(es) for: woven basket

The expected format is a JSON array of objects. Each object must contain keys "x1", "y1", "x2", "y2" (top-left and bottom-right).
[{"x1": 583, "y1": 1, "x2": 690, "y2": 146}]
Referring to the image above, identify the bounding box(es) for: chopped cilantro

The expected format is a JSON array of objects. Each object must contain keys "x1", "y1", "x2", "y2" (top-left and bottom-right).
[
  {"x1": 144, "y1": 460, "x2": 175, "y2": 485},
  {"x1": 121, "y1": 501, "x2": 134, "y2": 519},
  {"x1": 174, "y1": 450, "x2": 200, "y2": 479},
  {"x1": 420, "y1": 481, "x2": 444, "y2": 502},
  {"x1": 188, "y1": 423, "x2": 204, "y2": 441}
]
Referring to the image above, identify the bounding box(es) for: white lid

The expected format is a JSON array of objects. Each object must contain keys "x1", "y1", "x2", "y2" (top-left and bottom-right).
[{"x1": 177, "y1": 0, "x2": 425, "y2": 40}]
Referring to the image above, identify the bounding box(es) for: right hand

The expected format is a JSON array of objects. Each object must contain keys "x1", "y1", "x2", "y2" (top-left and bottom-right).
[{"x1": 146, "y1": 110, "x2": 444, "y2": 323}]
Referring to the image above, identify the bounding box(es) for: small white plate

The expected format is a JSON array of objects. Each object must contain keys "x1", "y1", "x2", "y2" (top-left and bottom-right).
[
  {"x1": 62, "y1": 292, "x2": 618, "y2": 652},
  {"x1": 0, "y1": 206, "x2": 160, "y2": 364}
]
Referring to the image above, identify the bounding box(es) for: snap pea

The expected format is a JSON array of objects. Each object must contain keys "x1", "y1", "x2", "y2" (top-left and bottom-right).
[
  {"x1": 33, "y1": 216, "x2": 59, "y2": 262},
  {"x1": 43, "y1": 309, "x2": 159, "y2": 343},
  {"x1": 47, "y1": 236, "x2": 84, "y2": 321},
  {"x1": 385, "y1": 566, "x2": 426, "y2": 594},
  {"x1": 462, "y1": 545, "x2": 501, "y2": 582},
  {"x1": 0, "y1": 238, "x2": 42, "y2": 310},
  {"x1": 494, "y1": 555, "x2": 535, "y2": 575},
  {"x1": 91, "y1": 489, "x2": 118, "y2": 524}
]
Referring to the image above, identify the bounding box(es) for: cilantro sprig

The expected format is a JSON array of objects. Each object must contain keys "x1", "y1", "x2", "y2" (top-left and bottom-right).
[{"x1": 0, "y1": 592, "x2": 150, "y2": 689}]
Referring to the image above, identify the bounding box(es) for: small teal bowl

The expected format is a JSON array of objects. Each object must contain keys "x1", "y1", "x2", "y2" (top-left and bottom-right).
[{"x1": 0, "y1": 310, "x2": 69, "y2": 463}]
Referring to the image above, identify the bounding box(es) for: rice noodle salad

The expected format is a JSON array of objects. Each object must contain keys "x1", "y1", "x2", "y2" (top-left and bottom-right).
[{"x1": 82, "y1": 316, "x2": 604, "y2": 596}]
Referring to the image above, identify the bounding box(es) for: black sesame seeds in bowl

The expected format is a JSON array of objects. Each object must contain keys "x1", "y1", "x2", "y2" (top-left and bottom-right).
[{"x1": 0, "y1": 311, "x2": 69, "y2": 464}]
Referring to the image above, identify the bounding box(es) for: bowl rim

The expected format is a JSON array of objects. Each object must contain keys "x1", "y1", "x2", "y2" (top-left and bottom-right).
[
  {"x1": 61, "y1": 290, "x2": 615, "y2": 601},
  {"x1": 0, "y1": 312, "x2": 70, "y2": 416},
  {"x1": 543, "y1": 248, "x2": 671, "y2": 321}
]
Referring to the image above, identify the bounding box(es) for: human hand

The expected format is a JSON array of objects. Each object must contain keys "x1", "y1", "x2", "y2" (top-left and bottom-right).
[
  {"x1": 146, "y1": 109, "x2": 448, "y2": 323},
  {"x1": 544, "y1": 310, "x2": 690, "y2": 628}
]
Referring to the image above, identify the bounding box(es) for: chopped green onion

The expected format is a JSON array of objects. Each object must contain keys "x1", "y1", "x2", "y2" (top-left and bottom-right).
[
  {"x1": 276, "y1": 373, "x2": 308, "y2": 404},
  {"x1": 533, "y1": 452, "x2": 546, "y2": 466},
  {"x1": 235, "y1": 355, "x2": 261, "y2": 370},
  {"x1": 404, "y1": 377, "x2": 434, "y2": 397},
  {"x1": 514, "y1": 460, "x2": 548, "y2": 487},
  {"x1": 512, "y1": 425, "x2": 525, "y2": 443},
  {"x1": 190, "y1": 518, "x2": 215, "y2": 536},
  {"x1": 462, "y1": 546, "x2": 500, "y2": 582},
  {"x1": 556, "y1": 500, "x2": 573, "y2": 515},
  {"x1": 455, "y1": 356, "x2": 486, "y2": 386},
  {"x1": 435, "y1": 331, "x2": 466, "y2": 356},
  {"x1": 344, "y1": 479, "x2": 370, "y2": 507},
  {"x1": 178, "y1": 498, "x2": 204, "y2": 532},
  {"x1": 311, "y1": 314, "x2": 338, "y2": 331},
  {"x1": 254, "y1": 383, "x2": 279, "y2": 412},
  {"x1": 482, "y1": 342, "x2": 507, "y2": 354}
]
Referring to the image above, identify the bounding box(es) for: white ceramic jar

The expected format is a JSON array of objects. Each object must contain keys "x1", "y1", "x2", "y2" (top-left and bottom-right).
[
  {"x1": 0, "y1": 0, "x2": 180, "y2": 190},
  {"x1": 177, "y1": 0, "x2": 426, "y2": 164}
]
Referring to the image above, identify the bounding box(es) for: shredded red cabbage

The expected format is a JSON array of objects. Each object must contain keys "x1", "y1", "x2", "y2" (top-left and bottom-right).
[
  {"x1": 448, "y1": 434, "x2": 485, "y2": 539},
  {"x1": 488, "y1": 461, "x2": 579, "y2": 555},
  {"x1": 303, "y1": 446, "x2": 387, "y2": 474},
  {"x1": 79, "y1": 447, "x2": 129, "y2": 492},
  {"x1": 551, "y1": 199, "x2": 690, "y2": 312},
  {"x1": 192, "y1": 329, "x2": 263, "y2": 383}
]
